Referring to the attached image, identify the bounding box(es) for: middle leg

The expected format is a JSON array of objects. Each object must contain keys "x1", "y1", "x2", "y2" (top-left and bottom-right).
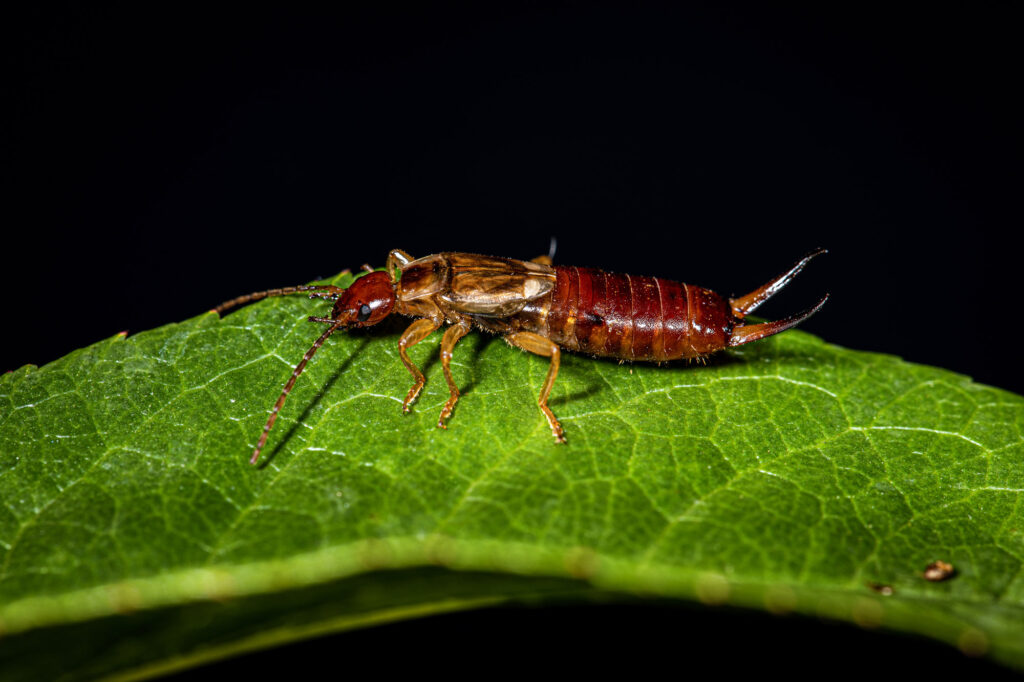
[
  {"x1": 398, "y1": 317, "x2": 441, "y2": 412},
  {"x1": 437, "y1": 319, "x2": 473, "y2": 428}
]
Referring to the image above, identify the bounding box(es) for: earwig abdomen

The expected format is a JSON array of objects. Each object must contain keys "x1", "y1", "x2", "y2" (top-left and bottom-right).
[{"x1": 543, "y1": 267, "x2": 734, "y2": 362}]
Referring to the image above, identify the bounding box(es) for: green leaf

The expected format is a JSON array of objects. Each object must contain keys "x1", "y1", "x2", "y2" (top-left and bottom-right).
[{"x1": 2, "y1": 270, "x2": 1023, "y2": 678}]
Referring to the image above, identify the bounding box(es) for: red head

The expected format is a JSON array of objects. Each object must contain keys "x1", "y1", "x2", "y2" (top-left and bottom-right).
[{"x1": 331, "y1": 271, "x2": 396, "y2": 326}]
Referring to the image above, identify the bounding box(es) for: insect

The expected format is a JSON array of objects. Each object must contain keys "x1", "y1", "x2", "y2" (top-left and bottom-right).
[{"x1": 214, "y1": 248, "x2": 827, "y2": 464}]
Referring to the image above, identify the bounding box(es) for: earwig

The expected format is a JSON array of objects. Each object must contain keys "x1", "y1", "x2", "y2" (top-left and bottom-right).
[{"x1": 215, "y1": 248, "x2": 828, "y2": 463}]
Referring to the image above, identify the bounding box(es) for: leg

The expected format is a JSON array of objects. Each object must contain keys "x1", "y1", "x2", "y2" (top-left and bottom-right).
[
  {"x1": 437, "y1": 320, "x2": 472, "y2": 428},
  {"x1": 387, "y1": 249, "x2": 414, "y2": 282},
  {"x1": 398, "y1": 317, "x2": 441, "y2": 411},
  {"x1": 504, "y1": 331, "x2": 566, "y2": 443}
]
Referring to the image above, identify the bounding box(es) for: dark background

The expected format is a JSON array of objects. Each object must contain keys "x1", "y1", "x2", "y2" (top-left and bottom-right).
[{"x1": 7, "y1": 2, "x2": 1023, "y2": 677}]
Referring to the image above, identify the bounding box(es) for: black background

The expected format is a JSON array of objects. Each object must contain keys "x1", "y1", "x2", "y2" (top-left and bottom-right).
[{"x1": 7, "y1": 2, "x2": 1023, "y2": 678}]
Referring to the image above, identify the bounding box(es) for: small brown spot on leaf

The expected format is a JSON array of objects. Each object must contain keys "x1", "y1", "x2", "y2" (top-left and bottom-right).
[
  {"x1": 923, "y1": 560, "x2": 955, "y2": 582},
  {"x1": 866, "y1": 581, "x2": 893, "y2": 596}
]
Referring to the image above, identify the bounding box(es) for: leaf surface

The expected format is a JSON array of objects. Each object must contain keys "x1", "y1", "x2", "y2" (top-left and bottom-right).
[{"x1": 2, "y1": 271, "x2": 1024, "y2": 678}]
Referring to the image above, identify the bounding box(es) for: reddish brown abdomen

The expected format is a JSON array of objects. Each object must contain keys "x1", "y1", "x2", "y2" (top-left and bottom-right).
[{"x1": 545, "y1": 266, "x2": 733, "y2": 361}]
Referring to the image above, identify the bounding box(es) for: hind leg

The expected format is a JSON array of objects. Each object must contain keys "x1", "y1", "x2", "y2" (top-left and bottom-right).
[{"x1": 504, "y1": 331, "x2": 566, "y2": 443}]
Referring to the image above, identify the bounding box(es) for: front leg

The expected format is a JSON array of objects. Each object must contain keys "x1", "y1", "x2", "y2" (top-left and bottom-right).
[
  {"x1": 504, "y1": 331, "x2": 567, "y2": 443},
  {"x1": 387, "y1": 249, "x2": 414, "y2": 283},
  {"x1": 437, "y1": 319, "x2": 473, "y2": 429},
  {"x1": 398, "y1": 317, "x2": 441, "y2": 412}
]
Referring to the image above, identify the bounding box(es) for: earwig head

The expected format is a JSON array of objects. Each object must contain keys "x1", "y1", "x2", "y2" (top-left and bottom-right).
[{"x1": 331, "y1": 271, "x2": 396, "y2": 326}]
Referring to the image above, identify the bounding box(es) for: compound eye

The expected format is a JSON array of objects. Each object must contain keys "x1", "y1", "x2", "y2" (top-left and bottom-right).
[{"x1": 357, "y1": 303, "x2": 372, "y2": 322}]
